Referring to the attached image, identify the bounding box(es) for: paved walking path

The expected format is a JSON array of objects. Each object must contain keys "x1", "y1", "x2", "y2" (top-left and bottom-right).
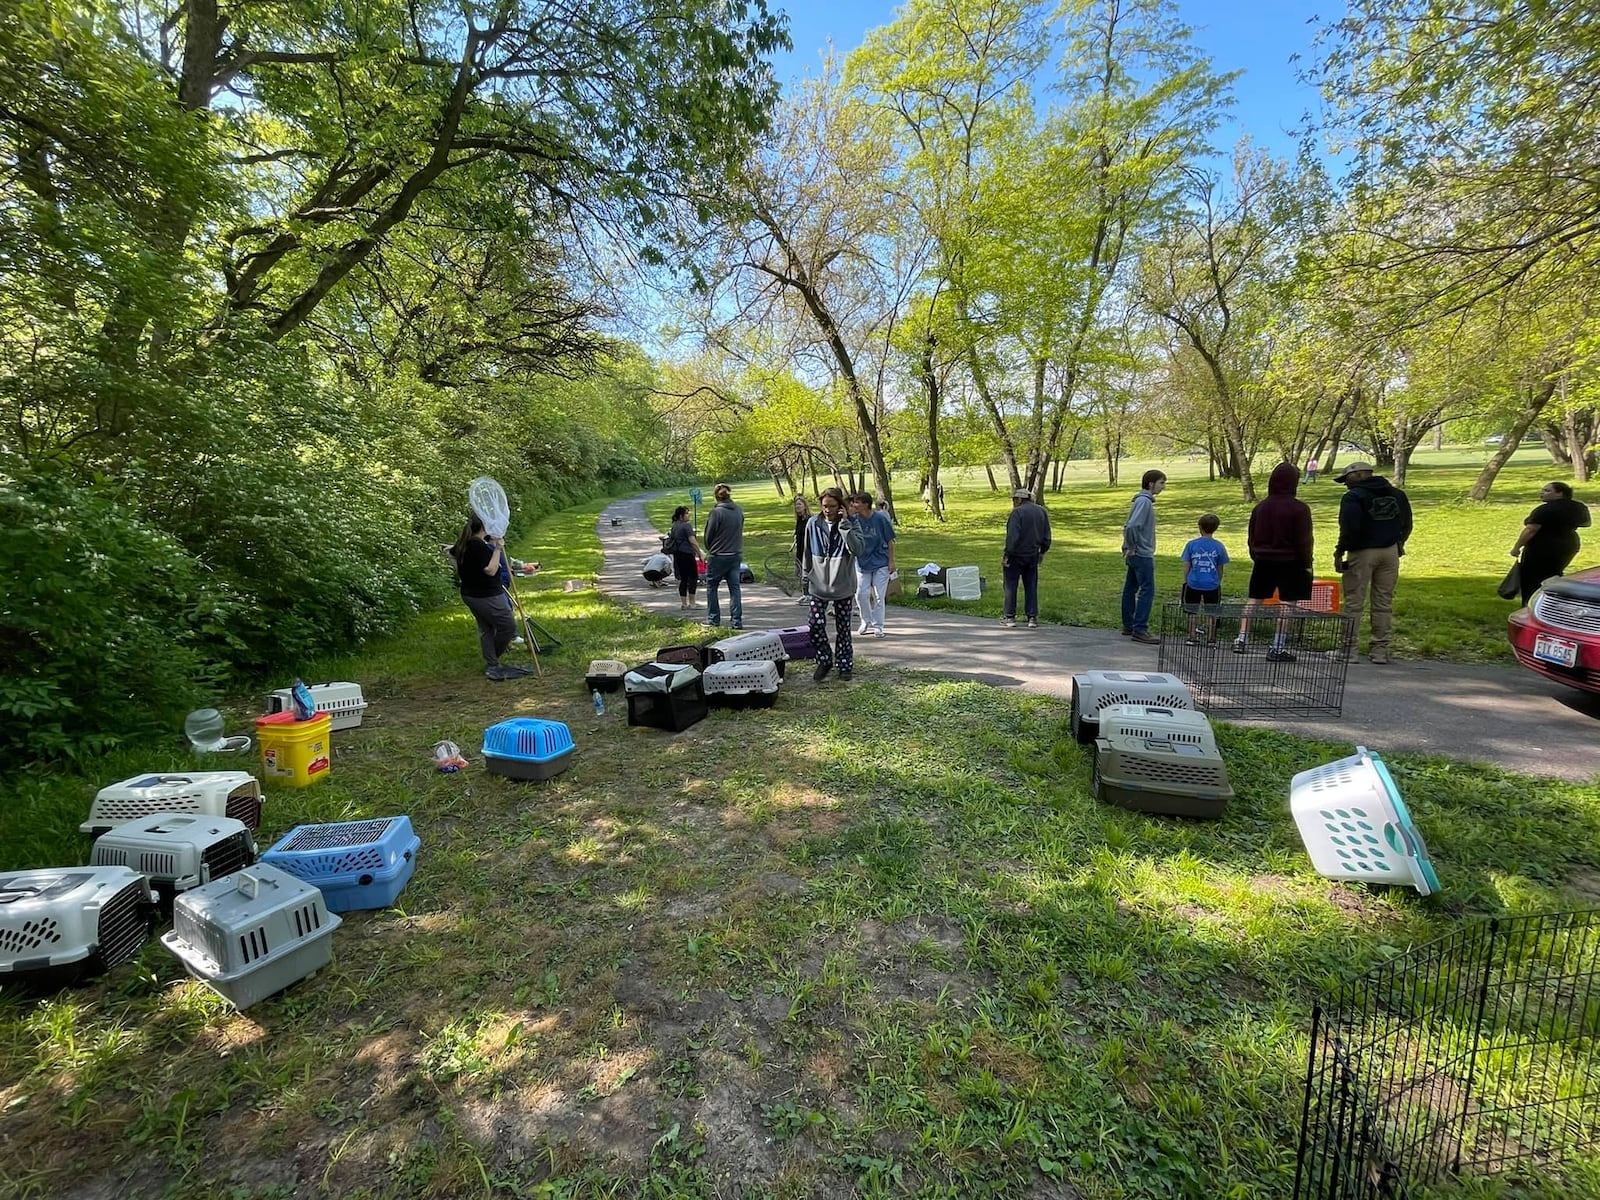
[{"x1": 596, "y1": 495, "x2": 1600, "y2": 782}]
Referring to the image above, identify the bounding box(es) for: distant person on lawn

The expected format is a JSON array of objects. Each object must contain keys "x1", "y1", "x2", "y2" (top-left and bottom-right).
[
  {"x1": 702, "y1": 483, "x2": 745, "y2": 629},
  {"x1": 1002, "y1": 487, "x2": 1052, "y2": 628},
  {"x1": 1121, "y1": 470, "x2": 1167, "y2": 644},
  {"x1": 1334, "y1": 461, "x2": 1413, "y2": 665},
  {"x1": 1179, "y1": 513, "x2": 1229, "y2": 643},
  {"x1": 1305, "y1": 456, "x2": 1319, "y2": 483},
  {"x1": 1510, "y1": 481, "x2": 1591, "y2": 604},
  {"x1": 1235, "y1": 462, "x2": 1314, "y2": 662}
]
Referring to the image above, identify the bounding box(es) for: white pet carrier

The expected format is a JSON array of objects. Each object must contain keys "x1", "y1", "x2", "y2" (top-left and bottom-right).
[
  {"x1": 1290, "y1": 746, "x2": 1440, "y2": 895},
  {"x1": 0, "y1": 867, "x2": 155, "y2": 987},
  {"x1": 1095, "y1": 704, "x2": 1218, "y2": 753},
  {"x1": 267, "y1": 681, "x2": 368, "y2": 730},
  {"x1": 702, "y1": 659, "x2": 782, "y2": 707},
  {"x1": 83, "y1": 771, "x2": 263, "y2": 836},
  {"x1": 945, "y1": 566, "x2": 982, "y2": 601},
  {"x1": 709, "y1": 630, "x2": 788, "y2": 668},
  {"x1": 89, "y1": 814, "x2": 257, "y2": 896},
  {"x1": 162, "y1": 863, "x2": 342, "y2": 1009},
  {"x1": 1069, "y1": 672, "x2": 1194, "y2": 744}
]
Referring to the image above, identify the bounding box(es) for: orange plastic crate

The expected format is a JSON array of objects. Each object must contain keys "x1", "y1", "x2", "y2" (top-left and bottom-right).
[{"x1": 1263, "y1": 579, "x2": 1342, "y2": 612}]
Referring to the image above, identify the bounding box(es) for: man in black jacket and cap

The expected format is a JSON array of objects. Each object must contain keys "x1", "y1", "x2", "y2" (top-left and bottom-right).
[{"x1": 1333, "y1": 462, "x2": 1413, "y2": 665}]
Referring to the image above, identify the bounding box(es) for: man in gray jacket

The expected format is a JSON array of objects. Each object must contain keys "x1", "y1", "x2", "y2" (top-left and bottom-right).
[
  {"x1": 1002, "y1": 488, "x2": 1051, "y2": 628},
  {"x1": 1121, "y1": 470, "x2": 1167, "y2": 644},
  {"x1": 702, "y1": 483, "x2": 745, "y2": 629}
]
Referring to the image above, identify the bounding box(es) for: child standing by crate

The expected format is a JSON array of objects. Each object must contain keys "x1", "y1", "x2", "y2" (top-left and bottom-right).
[{"x1": 1179, "y1": 514, "x2": 1230, "y2": 643}]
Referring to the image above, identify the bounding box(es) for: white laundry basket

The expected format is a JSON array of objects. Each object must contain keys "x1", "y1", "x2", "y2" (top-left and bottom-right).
[
  {"x1": 1290, "y1": 746, "x2": 1440, "y2": 895},
  {"x1": 1069, "y1": 672, "x2": 1194, "y2": 743}
]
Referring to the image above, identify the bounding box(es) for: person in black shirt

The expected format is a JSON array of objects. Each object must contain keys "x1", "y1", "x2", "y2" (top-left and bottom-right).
[
  {"x1": 452, "y1": 516, "x2": 517, "y2": 678},
  {"x1": 1510, "y1": 482, "x2": 1592, "y2": 603}
]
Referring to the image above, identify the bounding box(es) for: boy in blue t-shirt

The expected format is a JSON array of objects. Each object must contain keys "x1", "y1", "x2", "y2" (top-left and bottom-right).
[{"x1": 1179, "y1": 513, "x2": 1230, "y2": 643}]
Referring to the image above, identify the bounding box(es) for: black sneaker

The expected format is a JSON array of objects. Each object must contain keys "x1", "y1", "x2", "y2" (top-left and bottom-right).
[
  {"x1": 1121, "y1": 628, "x2": 1133, "y2": 636},
  {"x1": 813, "y1": 661, "x2": 832, "y2": 683},
  {"x1": 1266, "y1": 648, "x2": 1297, "y2": 663},
  {"x1": 838, "y1": 671, "x2": 852, "y2": 681}
]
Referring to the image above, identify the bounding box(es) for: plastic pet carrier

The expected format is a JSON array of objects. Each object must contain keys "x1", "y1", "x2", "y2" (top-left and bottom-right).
[
  {"x1": 703, "y1": 660, "x2": 781, "y2": 708},
  {"x1": 162, "y1": 864, "x2": 342, "y2": 1010},
  {"x1": 945, "y1": 565, "x2": 982, "y2": 601},
  {"x1": 89, "y1": 814, "x2": 256, "y2": 898},
  {"x1": 482, "y1": 718, "x2": 575, "y2": 781},
  {"x1": 83, "y1": 771, "x2": 264, "y2": 837},
  {"x1": 625, "y1": 662, "x2": 708, "y2": 732},
  {"x1": 0, "y1": 867, "x2": 155, "y2": 988},
  {"x1": 775, "y1": 624, "x2": 816, "y2": 662},
  {"x1": 655, "y1": 643, "x2": 711, "y2": 670},
  {"x1": 262, "y1": 816, "x2": 419, "y2": 912},
  {"x1": 1092, "y1": 731, "x2": 1233, "y2": 818},
  {"x1": 585, "y1": 659, "x2": 629, "y2": 693},
  {"x1": 1290, "y1": 746, "x2": 1439, "y2": 895},
  {"x1": 1095, "y1": 704, "x2": 1218, "y2": 754},
  {"x1": 267, "y1": 681, "x2": 368, "y2": 730},
  {"x1": 1069, "y1": 672, "x2": 1194, "y2": 744},
  {"x1": 708, "y1": 630, "x2": 789, "y2": 677}
]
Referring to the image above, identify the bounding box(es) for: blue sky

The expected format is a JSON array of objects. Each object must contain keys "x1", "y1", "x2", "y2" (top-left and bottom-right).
[{"x1": 771, "y1": 0, "x2": 1328, "y2": 162}]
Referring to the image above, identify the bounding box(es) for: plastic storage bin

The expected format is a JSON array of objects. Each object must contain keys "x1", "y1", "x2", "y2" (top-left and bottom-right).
[
  {"x1": 1092, "y1": 732, "x2": 1233, "y2": 818},
  {"x1": 625, "y1": 662, "x2": 708, "y2": 732},
  {"x1": 1096, "y1": 704, "x2": 1218, "y2": 753},
  {"x1": 162, "y1": 864, "x2": 342, "y2": 1010},
  {"x1": 262, "y1": 816, "x2": 419, "y2": 912},
  {"x1": 775, "y1": 625, "x2": 816, "y2": 661},
  {"x1": 0, "y1": 867, "x2": 155, "y2": 988},
  {"x1": 1290, "y1": 746, "x2": 1440, "y2": 895},
  {"x1": 83, "y1": 771, "x2": 263, "y2": 836},
  {"x1": 703, "y1": 660, "x2": 782, "y2": 708},
  {"x1": 586, "y1": 659, "x2": 629, "y2": 693},
  {"x1": 482, "y1": 718, "x2": 575, "y2": 781},
  {"x1": 255, "y1": 711, "x2": 332, "y2": 787},
  {"x1": 89, "y1": 814, "x2": 257, "y2": 897},
  {"x1": 945, "y1": 565, "x2": 982, "y2": 601},
  {"x1": 267, "y1": 681, "x2": 368, "y2": 730},
  {"x1": 1069, "y1": 672, "x2": 1194, "y2": 744}
]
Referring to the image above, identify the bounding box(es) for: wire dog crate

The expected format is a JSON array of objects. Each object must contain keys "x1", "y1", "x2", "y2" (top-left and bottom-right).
[
  {"x1": 1295, "y1": 910, "x2": 1600, "y2": 1198},
  {"x1": 1157, "y1": 601, "x2": 1355, "y2": 716}
]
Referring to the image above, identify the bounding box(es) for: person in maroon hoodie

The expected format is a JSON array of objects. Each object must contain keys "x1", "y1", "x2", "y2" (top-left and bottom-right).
[{"x1": 1234, "y1": 462, "x2": 1314, "y2": 662}]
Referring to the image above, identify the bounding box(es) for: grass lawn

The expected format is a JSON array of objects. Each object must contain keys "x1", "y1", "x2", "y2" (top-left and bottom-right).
[
  {"x1": 3, "y1": 492, "x2": 1599, "y2": 1199},
  {"x1": 651, "y1": 447, "x2": 1588, "y2": 663}
]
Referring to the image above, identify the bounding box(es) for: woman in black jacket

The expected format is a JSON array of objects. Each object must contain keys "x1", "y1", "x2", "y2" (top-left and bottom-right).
[
  {"x1": 1511, "y1": 482, "x2": 1592, "y2": 603},
  {"x1": 452, "y1": 516, "x2": 516, "y2": 677}
]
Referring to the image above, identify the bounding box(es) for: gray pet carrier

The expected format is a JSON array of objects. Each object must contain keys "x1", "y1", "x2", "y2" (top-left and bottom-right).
[
  {"x1": 0, "y1": 867, "x2": 155, "y2": 987},
  {"x1": 1092, "y1": 730, "x2": 1233, "y2": 819},
  {"x1": 1069, "y1": 672, "x2": 1194, "y2": 744},
  {"x1": 89, "y1": 813, "x2": 257, "y2": 897}
]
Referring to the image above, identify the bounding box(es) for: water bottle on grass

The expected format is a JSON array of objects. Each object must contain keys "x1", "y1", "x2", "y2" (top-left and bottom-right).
[{"x1": 592, "y1": 689, "x2": 606, "y2": 716}]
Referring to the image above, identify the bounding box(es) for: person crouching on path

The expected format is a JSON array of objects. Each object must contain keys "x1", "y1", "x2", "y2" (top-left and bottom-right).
[
  {"x1": 452, "y1": 516, "x2": 516, "y2": 679},
  {"x1": 641, "y1": 550, "x2": 674, "y2": 587},
  {"x1": 1121, "y1": 470, "x2": 1166, "y2": 644},
  {"x1": 1235, "y1": 462, "x2": 1314, "y2": 662},
  {"x1": 665, "y1": 505, "x2": 705, "y2": 610},
  {"x1": 803, "y1": 487, "x2": 864, "y2": 682},
  {"x1": 1002, "y1": 487, "x2": 1051, "y2": 628},
  {"x1": 850, "y1": 491, "x2": 898, "y2": 637}
]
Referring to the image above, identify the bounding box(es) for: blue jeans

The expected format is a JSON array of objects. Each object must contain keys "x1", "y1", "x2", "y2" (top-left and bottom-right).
[
  {"x1": 1121, "y1": 555, "x2": 1156, "y2": 635},
  {"x1": 1002, "y1": 555, "x2": 1040, "y2": 620},
  {"x1": 704, "y1": 553, "x2": 743, "y2": 627}
]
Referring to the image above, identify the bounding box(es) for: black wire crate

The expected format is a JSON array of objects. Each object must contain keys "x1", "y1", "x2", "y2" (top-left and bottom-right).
[
  {"x1": 1156, "y1": 601, "x2": 1355, "y2": 716},
  {"x1": 1294, "y1": 910, "x2": 1600, "y2": 1199}
]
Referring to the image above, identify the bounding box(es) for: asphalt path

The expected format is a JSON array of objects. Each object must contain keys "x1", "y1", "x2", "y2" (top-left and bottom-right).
[{"x1": 596, "y1": 495, "x2": 1600, "y2": 783}]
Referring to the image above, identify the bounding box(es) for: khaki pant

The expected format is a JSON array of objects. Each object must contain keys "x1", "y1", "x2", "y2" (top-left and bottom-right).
[{"x1": 1342, "y1": 545, "x2": 1400, "y2": 654}]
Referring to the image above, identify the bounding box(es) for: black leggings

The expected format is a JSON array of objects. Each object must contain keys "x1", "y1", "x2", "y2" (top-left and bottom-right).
[{"x1": 673, "y1": 552, "x2": 699, "y2": 597}]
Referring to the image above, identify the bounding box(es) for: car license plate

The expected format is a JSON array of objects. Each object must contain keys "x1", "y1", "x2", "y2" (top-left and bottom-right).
[{"x1": 1533, "y1": 634, "x2": 1579, "y2": 668}]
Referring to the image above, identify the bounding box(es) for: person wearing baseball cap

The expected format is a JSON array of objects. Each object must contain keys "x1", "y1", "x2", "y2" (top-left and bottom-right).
[
  {"x1": 1333, "y1": 461, "x2": 1413, "y2": 664},
  {"x1": 1002, "y1": 486, "x2": 1052, "y2": 628}
]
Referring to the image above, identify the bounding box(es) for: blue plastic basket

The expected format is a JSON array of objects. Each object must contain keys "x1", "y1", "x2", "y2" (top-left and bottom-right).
[
  {"x1": 260, "y1": 816, "x2": 419, "y2": 912},
  {"x1": 482, "y1": 718, "x2": 575, "y2": 780}
]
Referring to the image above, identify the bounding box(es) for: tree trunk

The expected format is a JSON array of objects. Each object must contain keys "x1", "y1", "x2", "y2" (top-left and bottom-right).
[
  {"x1": 1469, "y1": 377, "x2": 1559, "y2": 500},
  {"x1": 985, "y1": 464, "x2": 998, "y2": 491},
  {"x1": 919, "y1": 335, "x2": 940, "y2": 524}
]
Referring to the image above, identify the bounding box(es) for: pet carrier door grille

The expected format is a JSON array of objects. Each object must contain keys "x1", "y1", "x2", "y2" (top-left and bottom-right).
[
  {"x1": 1295, "y1": 910, "x2": 1600, "y2": 1199},
  {"x1": 1158, "y1": 602, "x2": 1355, "y2": 716}
]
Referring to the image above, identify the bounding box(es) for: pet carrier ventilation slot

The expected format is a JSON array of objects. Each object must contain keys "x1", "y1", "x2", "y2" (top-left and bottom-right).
[
  {"x1": 83, "y1": 772, "x2": 263, "y2": 836},
  {"x1": 1092, "y1": 731, "x2": 1233, "y2": 818},
  {"x1": 702, "y1": 660, "x2": 782, "y2": 708},
  {"x1": 624, "y1": 662, "x2": 708, "y2": 731},
  {"x1": 89, "y1": 814, "x2": 256, "y2": 897},
  {"x1": 266, "y1": 681, "x2": 368, "y2": 730},
  {"x1": 162, "y1": 864, "x2": 341, "y2": 1009},
  {"x1": 0, "y1": 867, "x2": 155, "y2": 987},
  {"x1": 1069, "y1": 672, "x2": 1195, "y2": 744},
  {"x1": 262, "y1": 816, "x2": 419, "y2": 912},
  {"x1": 481, "y1": 718, "x2": 575, "y2": 781},
  {"x1": 1289, "y1": 745, "x2": 1439, "y2": 895}
]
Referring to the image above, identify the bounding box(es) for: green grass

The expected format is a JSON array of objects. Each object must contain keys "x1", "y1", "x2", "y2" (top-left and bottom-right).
[
  {"x1": 652, "y1": 447, "x2": 1580, "y2": 662},
  {"x1": 2, "y1": 487, "x2": 1599, "y2": 1199}
]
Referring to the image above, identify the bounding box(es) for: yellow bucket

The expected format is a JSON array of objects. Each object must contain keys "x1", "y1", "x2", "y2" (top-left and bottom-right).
[{"x1": 254, "y1": 711, "x2": 332, "y2": 787}]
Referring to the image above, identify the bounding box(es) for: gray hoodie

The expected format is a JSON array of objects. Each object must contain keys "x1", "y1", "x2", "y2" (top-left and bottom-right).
[
  {"x1": 802, "y1": 513, "x2": 864, "y2": 600},
  {"x1": 703, "y1": 500, "x2": 744, "y2": 557},
  {"x1": 1122, "y1": 490, "x2": 1158, "y2": 558}
]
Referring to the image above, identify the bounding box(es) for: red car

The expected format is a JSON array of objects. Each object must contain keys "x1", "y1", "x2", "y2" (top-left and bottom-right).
[{"x1": 1508, "y1": 564, "x2": 1600, "y2": 694}]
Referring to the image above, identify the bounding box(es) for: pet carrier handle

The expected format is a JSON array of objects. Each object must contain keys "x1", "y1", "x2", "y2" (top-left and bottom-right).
[{"x1": 235, "y1": 870, "x2": 264, "y2": 899}]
